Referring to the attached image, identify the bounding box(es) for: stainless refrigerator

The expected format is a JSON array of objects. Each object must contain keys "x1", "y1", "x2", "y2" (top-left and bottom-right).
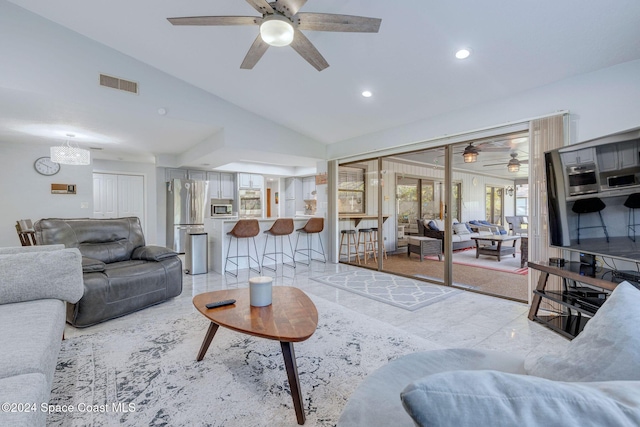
[{"x1": 166, "y1": 179, "x2": 209, "y2": 253}]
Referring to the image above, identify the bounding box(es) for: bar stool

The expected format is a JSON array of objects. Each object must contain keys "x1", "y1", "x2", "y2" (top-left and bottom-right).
[
  {"x1": 571, "y1": 197, "x2": 609, "y2": 244},
  {"x1": 262, "y1": 218, "x2": 296, "y2": 271},
  {"x1": 370, "y1": 227, "x2": 387, "y2": 260},
  {"x1": 294, "y1": 218, "x2": 326, "y2": 265},
  {"x1": 356, "y1": 228, "x2": 377, "y2": 264},
  {"x1": 339, "y1": 229, "x2": 358, "y2": 263},
  {"x1": 624, "y1": 193, "x2": 640, "y2": 242},
  {"x1": 224, "y1": 219, "x2": 261, "y2": 277}
]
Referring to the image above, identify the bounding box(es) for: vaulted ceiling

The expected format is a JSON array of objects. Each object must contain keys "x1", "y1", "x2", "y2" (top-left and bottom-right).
[{"x1": 3, "y1": 0, "x2": 640, "y2": 172}]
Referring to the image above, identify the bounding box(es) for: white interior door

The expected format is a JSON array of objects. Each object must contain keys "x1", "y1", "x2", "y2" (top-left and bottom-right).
[
  {"x1": 93, "y1": 173, "x2": 117, "y2": 218},
  {"x1": 93, "y1": 173, "x2": 145, "y2": 233}
]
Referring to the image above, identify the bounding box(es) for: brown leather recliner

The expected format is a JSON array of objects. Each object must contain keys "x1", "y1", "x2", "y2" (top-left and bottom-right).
[{"x1": 34, "y1": 217, "x2": 182, "y2": 328}]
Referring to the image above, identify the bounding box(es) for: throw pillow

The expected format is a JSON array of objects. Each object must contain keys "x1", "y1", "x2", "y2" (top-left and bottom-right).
[
  {"x1": 400, "y1": 370, "x2": 640, "y2": 427},
  {"x1": 427, "y1": 220, "x2": 439, "y2": 231},
  {"x1": 433, "y1": 219, "x2": 446, "y2": 231},
  {"x1": 525, "y1": 281, "x2": 640, "y2": 382},
  {"x1": 453, "y1": 223, "x2": 470, "y2": 235},
  {"x1": 479, "y1": 220, "x2": 492, "y2": 226}
]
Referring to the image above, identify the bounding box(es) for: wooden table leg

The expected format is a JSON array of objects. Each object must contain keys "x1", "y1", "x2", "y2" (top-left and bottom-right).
[
  {"x1": 496, "y1": 241, "x2": 502, "y2": 261},
  {"x1": 196, "y1": 322, "x2": 220, "y2": 361},
  {"x1": 280, "y1": 341, "x2": 305, "y2": 425}
]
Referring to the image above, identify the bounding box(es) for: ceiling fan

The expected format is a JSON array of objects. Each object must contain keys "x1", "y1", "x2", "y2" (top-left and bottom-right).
[
  {"x1": 167, "y1": 0, "x2": 382, "y2": 71},
  {"x1": 484, "y1": 152, "x2": 529, "y2": 172}
]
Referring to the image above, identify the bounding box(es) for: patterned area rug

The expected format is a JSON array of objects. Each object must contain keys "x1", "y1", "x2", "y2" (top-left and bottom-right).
[
  {"x1": 311, "y1": 269, "x2": 460, "y2": 311},
  {"x1": 48, "y1": 294, "x2": 441, "y2": 427}
]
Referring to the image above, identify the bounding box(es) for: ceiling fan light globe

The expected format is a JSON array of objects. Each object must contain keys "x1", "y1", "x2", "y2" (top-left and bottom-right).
[
  {"x1": 463, "y1": 151, "x2": 477, "y2": 163},
  {"x1": 260, "y1": 17, "x2": 294, "y2": 47},
  {"x1": 507, "y1": 162, "x2": 520, "y2": 172}
]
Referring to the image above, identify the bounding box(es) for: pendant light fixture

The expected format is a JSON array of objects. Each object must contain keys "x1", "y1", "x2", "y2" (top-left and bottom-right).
[
  {"x1": 507, "y1": 153, "x2": 520, "y2": 172},
  {"x1": 50, "y1": 134, "x2": 90, "y2": 165},
  {"x1": 462, "y1": 143, "x2": 479, "y2": 163}
]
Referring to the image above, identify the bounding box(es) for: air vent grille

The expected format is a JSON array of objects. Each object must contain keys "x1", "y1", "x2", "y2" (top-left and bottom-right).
[{"x1": 99, "y1": 74, "x2": 138, "y2": 94}]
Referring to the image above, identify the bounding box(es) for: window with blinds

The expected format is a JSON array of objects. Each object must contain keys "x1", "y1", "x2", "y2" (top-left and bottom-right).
[{"x1": 338, "y1": 166, "x2": 366, "y2": 213}]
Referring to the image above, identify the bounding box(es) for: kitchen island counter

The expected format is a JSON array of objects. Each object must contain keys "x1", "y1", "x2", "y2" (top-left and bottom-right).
[{"x1": 204, "y1": 217, "x2": 323, "y2": 274}]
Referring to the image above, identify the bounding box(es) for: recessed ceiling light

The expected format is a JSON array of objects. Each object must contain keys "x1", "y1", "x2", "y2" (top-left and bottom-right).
[
  {"x1": 362, "y1": 90, "x2": 372, "y2": 98},
  {"x1": 455, "y1": 49, "x2": 471, "y2": 59}
]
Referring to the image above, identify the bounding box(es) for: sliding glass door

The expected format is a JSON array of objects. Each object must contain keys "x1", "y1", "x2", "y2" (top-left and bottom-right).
[{"x1": 336, "y1": 128, "x2": 533, "y2": 303}]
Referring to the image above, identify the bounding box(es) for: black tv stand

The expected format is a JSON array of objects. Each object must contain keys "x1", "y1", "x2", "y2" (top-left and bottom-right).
[
  {"x1": 612, "y1": 270, "x2": 640, "y2": 284},
  {"x1": 528, "y1": 261, "x2": 618, "y2": 339}
]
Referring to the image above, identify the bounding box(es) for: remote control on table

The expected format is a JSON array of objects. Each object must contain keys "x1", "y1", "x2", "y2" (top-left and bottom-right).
[{"x1": 205, "y1": 299, "x2": 236, "y2": 309}]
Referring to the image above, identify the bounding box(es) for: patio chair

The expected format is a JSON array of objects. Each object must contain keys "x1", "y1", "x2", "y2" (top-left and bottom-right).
[{"x1": 505, "y1": 216, "x2": 528, "y2": 235}]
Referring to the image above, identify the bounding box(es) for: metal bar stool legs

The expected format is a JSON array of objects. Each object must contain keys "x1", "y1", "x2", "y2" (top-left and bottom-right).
[
  {"x1": 624, "y1": 193, "x2": 640, "y2": 242},
  {"x1": 262, "y1": 218, "x2": 296, "y2": 271},
  {"x1": 572, "y1": 197, "x2": 609, "y2": 244},
  {"x1": 294, "y1": 218, "x2": 326, "y2": 266},
  {"x1": 224, "y1": 219, "x2": 261, "y2": 277}
]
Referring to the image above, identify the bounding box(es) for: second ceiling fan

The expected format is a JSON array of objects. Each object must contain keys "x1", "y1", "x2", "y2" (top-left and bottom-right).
[{"x1": 168, "y1": 0, "x2": 382, "y2": 71}]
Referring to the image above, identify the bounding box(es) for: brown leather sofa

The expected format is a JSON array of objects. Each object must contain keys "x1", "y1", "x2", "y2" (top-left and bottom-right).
[{"x1": 34, "y1": 217, "x2": 182, "y2": 328}]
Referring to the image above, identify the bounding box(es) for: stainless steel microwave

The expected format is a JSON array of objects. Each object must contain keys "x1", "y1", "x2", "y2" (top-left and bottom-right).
[
  {"x1": 566, "y1": 164, "x2": 599, "y2": 196},
  {"x1": 212, "y1": 204, "x2": 232, "y2": 215}
]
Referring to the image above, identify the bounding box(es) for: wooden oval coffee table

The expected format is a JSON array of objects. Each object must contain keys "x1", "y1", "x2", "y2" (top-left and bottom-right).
[{"x1": 193, "y1": 286, "x2": 318, "y2": 425}]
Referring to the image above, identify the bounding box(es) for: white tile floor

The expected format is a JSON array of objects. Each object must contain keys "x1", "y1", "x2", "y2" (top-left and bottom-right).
[{"x1": 65, "y1": 260, "x2": 569, "y2": 360}]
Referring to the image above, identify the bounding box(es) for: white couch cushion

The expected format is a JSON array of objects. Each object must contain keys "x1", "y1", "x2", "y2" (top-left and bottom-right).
[
  {"x1": 525, "y1": 281, "x2": 640, "y2": 382},
  {"x1": 401, "y1": 370, "x2": 640, "y2": 427},
  {"x1": 452, "y1": 223, "x2": 470, "y2": 235}
]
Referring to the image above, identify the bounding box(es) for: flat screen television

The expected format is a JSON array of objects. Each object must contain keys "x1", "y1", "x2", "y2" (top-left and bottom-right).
[{"x1": 544, "y1": 127, "x2": 640, "y2": 267}]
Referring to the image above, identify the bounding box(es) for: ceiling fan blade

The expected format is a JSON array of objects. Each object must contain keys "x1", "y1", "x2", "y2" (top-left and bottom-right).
[
  {"x1": 290, "y1": 29, "x2": 329, "y2": 71},
  {"x1": 296, "y1": 13, "x2": 382, "y2": 32},
  {"x1": 475, "y1": 145, "x2": 511, "y2": 152},
  {"x1": 167, "y1": 16, "x2": 260, "y2": 26},
  {"x1": 240, "y1": 34, "x2": 270, "y2": 69},
  {"x1": 275, "y1": 0, "x2": 308, "y2": 17},
  {"x1": 245, "y1": 0, "x2": 274, "y2": 14}
]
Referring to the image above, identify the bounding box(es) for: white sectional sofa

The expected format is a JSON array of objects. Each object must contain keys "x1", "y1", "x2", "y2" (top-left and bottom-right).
[
  {"x1": 0, "y1": 245, "x2": 84, "y2": 427},
  {"x1": 337, "y1": 281, "x2": 640, "y2": 427},
  {"x1": 417, "y1": 219, "x2": 498, "y2": 251}
]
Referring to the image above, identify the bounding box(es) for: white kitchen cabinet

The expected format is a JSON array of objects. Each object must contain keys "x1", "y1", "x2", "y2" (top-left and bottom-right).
[
  {"x1": 220, "y1": 173, "x2": 235, "y2": 199},
  {"x1": 302, "y1": 176, "x2": 316, "y2": 200},
  {"x1": 285, "y1": 177, "x2": 302, "y2": 200},
  {"x1": 165, "y1": 168, "x2": 210, "y2": 182},
  {"x1": 207, "y1": 172, "x2": 236, "y2": 200},
  {"x1": 238, "y1": 173, "x2": 263, "y2": 190},
  {"x1": 597, "y1": 145, "x2": 618, "y2": 172},
  {"x1": 188, "y1": 170, "x2": 207, "y2": 181},
  {"x1": 597, "y1": 141, "x2": 639, "y2": 172},
  {"x1": 165, "y1": 168, "x2": 188, "y2": 182},
  {"x1": 285, "y1": 199, "x2": 296, "y2": 217},
  {"x1": 561, "y1": 148, "x2": 595, "y2": 166},
  {"x1": 619, "y1": 140, "x2": 639, "y2": 169}
]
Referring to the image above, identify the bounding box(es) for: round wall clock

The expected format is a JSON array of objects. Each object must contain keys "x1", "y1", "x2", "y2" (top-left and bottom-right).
[{"x1": 34, "y1": 156, "x2": 61, "y2": 176}]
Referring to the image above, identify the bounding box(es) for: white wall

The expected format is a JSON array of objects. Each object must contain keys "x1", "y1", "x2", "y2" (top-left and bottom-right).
[
  {"x1": 0, "y1": 1, "x2": 324, "y2": 167},
  {"x1": 328, "y1": 59, "x2": 640, "y2": 159},
  {"x1": 0, "y1": 141, "x2": 93, "y2": 247}
]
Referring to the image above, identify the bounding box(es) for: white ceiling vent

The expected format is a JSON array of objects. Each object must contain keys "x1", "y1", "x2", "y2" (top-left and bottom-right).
[{"x1": 99, "y1": 74, "x2": 138, "y2": 94}]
